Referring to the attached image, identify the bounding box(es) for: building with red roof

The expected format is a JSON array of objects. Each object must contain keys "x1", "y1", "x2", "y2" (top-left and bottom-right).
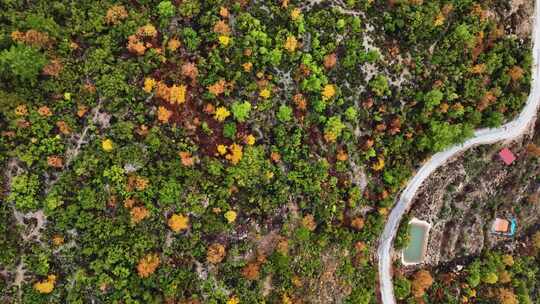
[
  {"x1": 499, "y1": 148, "x2": 516, "y2": 165},
  {"x1": 491, "y1": 217, "x2": 517, "y2": 236}
]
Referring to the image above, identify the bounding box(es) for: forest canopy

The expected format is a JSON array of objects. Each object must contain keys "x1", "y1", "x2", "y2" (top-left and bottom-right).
[{"x1": 0, "y1": 0, "x2": 533, "y2": 303}]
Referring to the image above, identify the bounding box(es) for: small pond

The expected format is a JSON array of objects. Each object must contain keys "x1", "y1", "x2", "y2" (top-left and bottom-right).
[{"x1": 402, "y1": 219, "x2": 431, "y2": 265}]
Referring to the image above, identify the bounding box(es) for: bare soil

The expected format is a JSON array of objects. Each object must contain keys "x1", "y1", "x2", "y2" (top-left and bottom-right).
[
  {"x1": 510, "y1": 0, "x2": 535, "y2": 39},
  {"x1": 405, "y1": 121, "x2": 540, "y2": 269}
]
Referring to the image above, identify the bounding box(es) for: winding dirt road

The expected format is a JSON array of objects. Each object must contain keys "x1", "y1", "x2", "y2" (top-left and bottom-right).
[{"x1": 377, "y1": 1, "x2": 540, "y2": 303}]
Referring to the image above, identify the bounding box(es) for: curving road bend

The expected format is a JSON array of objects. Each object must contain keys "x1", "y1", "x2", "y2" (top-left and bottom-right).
[{"x1": 377, "y1": 1, "x2": 540, "y2": 303}]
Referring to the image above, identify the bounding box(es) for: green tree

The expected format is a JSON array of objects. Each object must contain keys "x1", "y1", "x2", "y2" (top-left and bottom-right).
[
  {"x1": 182, "y1": 27, "x2": 200, "y2": 52},
  {"x1": 453, "y1": 23, "x2": 475, "y2": 48},
  {"x1": 178, "y1": 0, "x2": 200, "y2": 17},
  {"x1": 223, "y1": 122, "x2": 236, "y2": 139},
  {"x1": 0, "y1": 44, "x2": 47, "y2": 84},
  {"x1": 231, "y1": 101, "x2": 251, "y2": 122},
  {"x1": 482, "y1": 272, "x2": 498, "y2": 284},
  {"x1": 423, "y1": 89, "x2": 443, "y2": 111},
  {"x1": 467, "y1": 262, "x2": 481, "y2": 288},
  {"x1": 369, "y1": 75, "x2": 390, "y2": 97},
  {"x1": 394, "y1": 277, "x2": 411, "y2": 300},
  {"x1": 269, "y1": 48, "x2": 282, "y2": 66},
  {"x1": 324, "y1": 116, "x2": 346, "y2": 141},
  {"x1": 157, "y1": 1, "x2": 176, "y2": 19},
  {"x1": 418, "y1": 121, "x2": 473, "y2": 152},
  {"x1": 7, "y1": 174, "x2": 40, "y2": 210},
  {"x1": 277, "y1": 105, "x2": 293, "y2": 122},
  {"x1": 344, "y1": 106, "x2": 358, "y2": 121}
]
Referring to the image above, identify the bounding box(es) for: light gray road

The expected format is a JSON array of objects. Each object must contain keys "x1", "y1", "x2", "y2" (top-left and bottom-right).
[{"x1": 377, "y1": 1, "x2": 540, "y2": 303}]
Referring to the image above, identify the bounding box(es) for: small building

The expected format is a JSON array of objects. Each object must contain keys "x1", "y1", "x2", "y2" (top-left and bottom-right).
[
  {"x1": 491, "y1": 218, "x2": 517, "y2": 236},
  {"x1": 499, "y1": 148, "x2": 516, "y2": 165}
]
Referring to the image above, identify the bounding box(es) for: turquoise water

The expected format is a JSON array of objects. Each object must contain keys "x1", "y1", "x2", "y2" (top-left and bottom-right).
[{"x1": 403, "y1": 223, "x2": 429, "y2": 264}]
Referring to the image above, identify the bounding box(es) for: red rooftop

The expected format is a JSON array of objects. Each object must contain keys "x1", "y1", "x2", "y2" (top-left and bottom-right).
[{"x1": 499, "y1": 148, "x2": 516, "y2": 165}]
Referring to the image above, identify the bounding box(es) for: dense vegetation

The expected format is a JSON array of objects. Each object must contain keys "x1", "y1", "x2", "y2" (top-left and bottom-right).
[
  {"x1": 395, "y1": 112, "x2": 540, "y2": 303},
  {"x1": 0, "y1": 0, "x2": 533, "y2": 303},
  {"x1": 397, "y1": 238, "x2": 540, "y2": 304}
]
